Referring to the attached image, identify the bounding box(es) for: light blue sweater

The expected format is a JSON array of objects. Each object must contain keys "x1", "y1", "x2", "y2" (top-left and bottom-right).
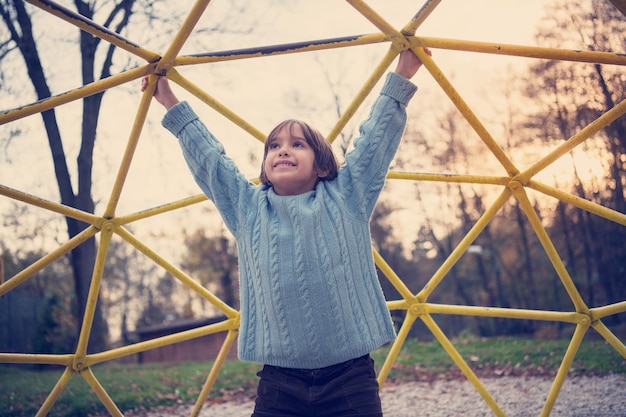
[{"x1": 162, "y1": 72, "x2": 417, "y2": 369}]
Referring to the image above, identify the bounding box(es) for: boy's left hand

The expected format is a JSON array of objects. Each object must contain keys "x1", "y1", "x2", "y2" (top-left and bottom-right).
[{"x1": 395, "y1": 47, "x2": 431, "y2": 79}]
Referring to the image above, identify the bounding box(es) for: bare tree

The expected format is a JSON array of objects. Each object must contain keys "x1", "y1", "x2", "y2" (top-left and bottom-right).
[
  {"x1": 522, "y1": 0, "x2": 626, "y2": 309},
  {"x1": 0, "y1": 0, "x2": 155, "y2": 352},
  {"x1": 0, "y1": 204, "x2": 76, "y2": 354},
  {"x1": 181, "y1": 229, "x2": 239, "y2": 314},
  {"x1": 0, "y1": 0, "x2": 261, "y2": 352}
]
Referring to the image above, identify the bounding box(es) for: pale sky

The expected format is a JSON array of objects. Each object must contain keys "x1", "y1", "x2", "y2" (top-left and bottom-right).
[
  {"x1": 1, "y1": 0, "x2": 560, "y2": 340},
  {"x1": 2, "y1": 0, "x2": 550, "y2": 249}
]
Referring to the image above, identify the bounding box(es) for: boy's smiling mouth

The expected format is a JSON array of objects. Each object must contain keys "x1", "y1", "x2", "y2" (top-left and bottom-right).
[{"x1": 274, "y1": 161, "x2": 296, "y2": 167}]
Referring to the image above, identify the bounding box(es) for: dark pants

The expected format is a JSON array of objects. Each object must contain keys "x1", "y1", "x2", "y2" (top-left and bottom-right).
[{"x1": 251, "y1": 355, "x2": 383, "y2": 417}]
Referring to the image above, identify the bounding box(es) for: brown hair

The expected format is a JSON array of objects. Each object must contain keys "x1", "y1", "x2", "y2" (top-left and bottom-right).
[{"x1": 259, "y1": 119, "x2": 339, "y2": 186}]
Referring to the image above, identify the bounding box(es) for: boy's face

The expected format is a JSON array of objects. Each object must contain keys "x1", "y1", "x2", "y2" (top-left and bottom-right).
[{"x1": 263, "y1": 124, "x2": 321, "y2": 196}]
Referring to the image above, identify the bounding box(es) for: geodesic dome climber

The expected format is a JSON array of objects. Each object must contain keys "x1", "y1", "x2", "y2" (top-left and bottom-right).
[{"x1": 1, "y1": 0, "x2": 625, "y2": 416}]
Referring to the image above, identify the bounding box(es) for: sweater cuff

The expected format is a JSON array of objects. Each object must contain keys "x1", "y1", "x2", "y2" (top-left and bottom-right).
[
  {"x1": 381, "y1": 72, "x2": 418, "y2": 106},
  {"x1": 162, "y1": 101, "x2": 198, "y2": 137}
]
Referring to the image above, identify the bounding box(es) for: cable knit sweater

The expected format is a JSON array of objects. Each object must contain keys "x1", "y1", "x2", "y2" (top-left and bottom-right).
[{"x1": 162, "y1": 72, "x2": 417, "y2": 369}]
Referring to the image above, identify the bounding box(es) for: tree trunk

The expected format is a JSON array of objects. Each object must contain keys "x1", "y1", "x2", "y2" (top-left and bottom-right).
[{"x1": 3, "y1": 0, "x2": 111, "y2": 353}]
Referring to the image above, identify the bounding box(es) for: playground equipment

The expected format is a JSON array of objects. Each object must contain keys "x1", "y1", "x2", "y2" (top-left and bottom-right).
[{"x1": 1, "y1": 0, "x2": 625, "y2": 416}]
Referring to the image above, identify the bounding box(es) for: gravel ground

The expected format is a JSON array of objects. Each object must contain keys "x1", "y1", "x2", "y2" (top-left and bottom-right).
[{"x1": 141, "y1": 374, "x2": 625, "y2": 417}]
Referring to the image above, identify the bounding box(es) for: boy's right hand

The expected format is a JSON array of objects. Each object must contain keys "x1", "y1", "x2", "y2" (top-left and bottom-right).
[{"x1": 141, "y1": 76, "x2": 180, "y2": 110}]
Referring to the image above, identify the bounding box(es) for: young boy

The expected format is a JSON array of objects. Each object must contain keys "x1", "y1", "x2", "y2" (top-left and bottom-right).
[{"x1": 143, "y1": 48, "x2": 429, "y2": 416}]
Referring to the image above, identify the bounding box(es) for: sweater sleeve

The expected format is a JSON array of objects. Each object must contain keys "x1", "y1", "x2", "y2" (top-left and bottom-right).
[
  {"x1": 162, "y1": 101, "x2": 254, "y2": 235},
  {"x1": 338, "y1": 72, "x2": 417, "y2": 219}
]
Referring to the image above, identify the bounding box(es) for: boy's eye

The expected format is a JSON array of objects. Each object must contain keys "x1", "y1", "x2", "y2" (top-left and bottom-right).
[{"x1": 269, "y1": 143, "x2": 279, "y2": 149}]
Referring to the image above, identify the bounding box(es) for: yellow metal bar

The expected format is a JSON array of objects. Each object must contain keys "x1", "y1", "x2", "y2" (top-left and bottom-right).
[
  {"x1": 417, "y1": 188, "x2": 511, "y2": 300},
  {"x1": 0, "y1": 353, "x2": 73, "y2": 365},
  {"x1": 346, "y1": 0, "x2": 410, "y2": 49},
  {"x1": 540, "y1": 322, "x2": 589, "y2": 417},
  {"x1": 102, "y1": 73, "x2": 157, "y2": 218},
  {"x1": 190, "y1": 329, "x2": 238, "y2": 417},
  {"x1": 35, "y1": 366, "x2": 74, "y2": 417},
  {"x1": 114, "y1": 225, "x2": 240, "y2": 318},
  {"x1": 403, "y1": 0, "x2": 442, "y2": 34},
  {"x1": 415, "y1": 36, "x2": 626, "y2": 66},
  {"x1": 426, "y1": 303, "x2": 582, "y2": 324},
  {"x1": 591, "y1": 300, "x2": 626, "y2": 320},
  {"x1": 81, "y1": 367, "x2": 123, "y2": 417},
  {"x1": 413, "y1": 43, "x2": 520, "y2": 178},
  {"x1": 327, "y1": 46, "x2": 398, "y2": 144},
  {"x1": 517, "y1": 97, "x2": 626, "y2": 184},
  {"x1": 172, "y1": 32, "x2": 626, "y2": 68},
  {"x1": 528, "y1": 180, "x2": 626, "y2": 226},
  {"x1": 377, "y1": 309, "x2": 418, "y2": 387},
  {"x1": 87, "y1": 318, "x2": 238, "y2": 366},
  {"x1": 174, "y1": 33, "x2": 389, "y2": 67},
  {"x1": 386, "y1": 299, "x2": 410, "y2": 312},
  {"x1": 373, "y1": 249, "x2": 415, "y2": 302},
  {"x1": 421, "y1": 313, "x2": 505, "y2": 416},
  {"x1": 0, "y1": 65, "x2": 153, "y2": 125},
  {"x1": 167, "y1": 69, "x2": 267, "y2": 142},
  {"x1": 156, "y1": 0, "x2": 213, "y2": 75},
  {"x1": 24, "y1": 0, "x2": 160, "y2": 62},
  {"x1": 116, "y1": 194, "x2": 208, "y2": 225},
  {"x1": 511, "y1": 183, "x2": 589, "y2": 312},
  {"x1": 387, "y1": 171, "x2": 510, "y2": 186},
  {"x1": 590, "y1": 320, "x2": 626, "y2": 359},
  {"x1": 0, "y1": 184, "x2": 100, "y2": 225},
  {"x1": 74, "y1": 223, "x2": 114, "y2": 364},
  {"x1": 0, "y1": 226, "x2": 98, "y2": 297}
]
